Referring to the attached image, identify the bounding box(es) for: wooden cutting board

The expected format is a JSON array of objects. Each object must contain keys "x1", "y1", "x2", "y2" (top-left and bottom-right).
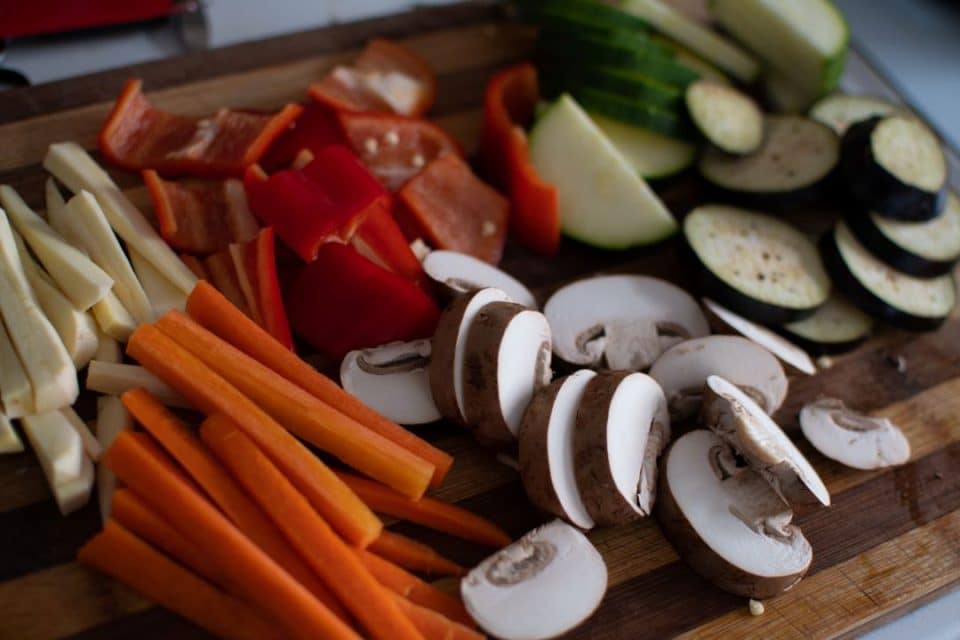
[{"x1": 1, "y1": 3, "x2": 958, "y2": 639}]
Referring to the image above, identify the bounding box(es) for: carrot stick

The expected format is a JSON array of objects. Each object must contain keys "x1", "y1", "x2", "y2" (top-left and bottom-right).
[
  {"x1": 370, "y1": 530, "x2": 466, "y2": 577},
  {"x1": 103, "y1": 431, "x2": 359, "y2": 640},
  {"x1": 121, "y1": 388, "x2": 347, "y2": 620},
  {"x1": 79, "y1": 521, "x2": 278, "y2": 640},
  {"x1": 110, "y1": 487, "x2": 222, "y2": 585},
  {"x1": 336, "y1": 472, "x2": 512, "y2": 548},
  {"x1": 392, "y1": 594, "x2": 485, "y2": 640},
  {"x1": 358, "y1": 550, "x2": 472, "y2": 626},
  {"x1": 155, "y1": 310, "x2": 434, "y2": 499},
  {"x1": 199, "y1": 413, "x2": 424, "y2": 640},
  {"x1": 127, "y1": 324, "x2": 381, "y2": 547},
  {"x1": 186, "y1": 281, "x2": 453, "y2": 487}
]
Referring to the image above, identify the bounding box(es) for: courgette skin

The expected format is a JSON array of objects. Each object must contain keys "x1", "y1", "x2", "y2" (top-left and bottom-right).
[
  {"x1": 841, "y1": 116, "x2": 946, "y2": 222},
  {"x1": 571, "y1": 86, "x2": 695, "y2": 140},
  {"x1": 538, "y1": 64, "x2": 682, "y2": 110},
  {"x1": 681, "y1": 241, "x2": 819, "y2": 325},
  {"x1": 818, "y1": 231, "x2": 950, "y2": 331},
  {"x1": 844, "y1": 211, "x2": 957, "y2": 278}
]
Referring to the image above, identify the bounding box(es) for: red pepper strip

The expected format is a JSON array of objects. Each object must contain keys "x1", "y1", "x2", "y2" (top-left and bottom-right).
[
  {"x1": 244, "y1": 145, "x2": 390, "y2": 263},
  {"x1": 287, "y1": 243, "x2": 440, "y2": 360},
  {"x1": 203, "y1": 250, "x2": 251, "y2": 318},
  {"x1": 143, "y1": 170, "x2": 260, "y2": 255},
  {"x1": 229, "y1": 227, "x2": 294, "y2": 351},
  {"x1": 180, "y1": 254, "x2": 210, "y2": 281},
  {"x1": 478, "y1": 64, "x2": 560, "y2": 256},
  {"x1": 351, "y1": 207, "x2": 430, "y2": 291},
  {"x1": 99, "y1": 78, "x2": 303, "y2": 178},
  {"x1": 397, "y1": 153, "x2": 509, "y2": 265},
  {"x1": 260, "y1": 102, "x2": 346, "y2": 172},
  {"x1": 309, "y1": 39, "x2": 437, "y2": 118},
  {"x1": 337, "y1": 111, "x2": 463, "y2": 191}
]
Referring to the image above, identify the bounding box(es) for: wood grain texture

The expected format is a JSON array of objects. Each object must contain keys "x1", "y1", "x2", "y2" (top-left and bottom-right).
[{"x1": 0, "y1": 2, "x2": 958, "y2": 639}]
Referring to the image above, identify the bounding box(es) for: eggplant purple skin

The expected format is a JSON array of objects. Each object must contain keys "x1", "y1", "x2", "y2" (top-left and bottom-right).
[
  {"x1": 681, "y1": 240, "x2": 821, "y2": 325},
  {"x1": 841, "y1": 116, "x2": 947, "y2": 222},
  {"x1": 818, "y1": 231, "x2": 950, "y2": 332},
  {"x1": 844, "y1": 210, "x2": 958, "y2": 278}
]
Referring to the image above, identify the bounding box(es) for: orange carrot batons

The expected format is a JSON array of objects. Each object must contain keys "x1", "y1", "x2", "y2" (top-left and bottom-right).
[
  {"x1": 186, "y1": 281, "x2": 453, "y2": 486},
  {"x1": 200, "y1": 413, "x2": 424, "y2": 640},
  {"x1": 126, "y1": 324, "x2": 381, "y2": 547},
  {"x1": 79, "y1": 521, "x2": 278, "y2": 640},
  {"x1": 371, "y1": 530, "x2": 466, "y2": 577},
  {"x1": 102, "y1": 431, "x2": 359, "y2": 640}
]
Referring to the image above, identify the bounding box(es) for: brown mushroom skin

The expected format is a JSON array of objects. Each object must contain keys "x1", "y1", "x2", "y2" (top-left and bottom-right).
[
  {"x1": 573, "y1": 372, "x2": 642, "y2": 526},
  {"x1": 655, "y1": 441, "x2": 811, "y2": 600},
  {"x1": 429, "y1": 290, "x2": 486, "y2": 426},
  {"x1": 463, "y1": 302, "x2": 551, "y2": 449},
  {"x1": 518, "y1": 378, "x2": 569, "y2": 521}
]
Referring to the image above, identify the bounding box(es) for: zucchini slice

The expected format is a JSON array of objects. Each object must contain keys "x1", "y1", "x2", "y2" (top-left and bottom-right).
[
  {"x1": 781, "y1": 293, "x2": 874, "y2": 355},
  {"x1": 539, "y1": 64, "x2": 682, "y2": 110},
  {"x1": 516, "y1": 0, "x2": 651, "y2": 33},
  {"x1": 567, "y1": 86, "x2": 693, "y2": 139},
  {"x1": 845, "y1": 193, "x2": 960, "y2": 278},
  {"x1": 590, "y1": 112, "x2": 696, "y2": 179},
  {"x1": 810, "y1": 94, "x2": 900, "y2": 135},
  {"x1": 684, "y1": 205, "x2": 830, "y2": 323},
  {"x1": 529, "y1": 95, "x2": 678, "y2": 249},
  {"x1": 698, "y1": 115, "x2": 839, "y2": 208},
  {"x1": 685, "y1": 80, "x2": 763, "y2": 154},
  {"x1": 820, "y1": 222, "x2": 955, "y2": 331},
  {"x1": 841, "y1": 115, "x2": 947, "y2": 222}
]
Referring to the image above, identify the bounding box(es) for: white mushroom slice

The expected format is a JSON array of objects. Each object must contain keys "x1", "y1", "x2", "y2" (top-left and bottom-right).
[
  {"x1": 702, "y1": 375, "x2": 830, "y2": 507},
  {"x1": 463, "y1": 302, "x2": 553, "y2": 447},
  {"x1": 340, "y1": 339, "x2": 440, "y2": 425},
  {"x1": 657, "y1": 429, "x2": 812, "y2": 599},
  {"x1": 430, "y1": 288, "x2": 510, "y2": 424},
  {"x1": 650, "y1": 335, "x2": 788, "y2": 421},
  {"x1": 545, "y1": 275, "x2": 709, "y2": 370},
  {"x1": 462, "y1": 519, "x2": 607, "y2": 640},
  {"x1": 423, "y1": 250, "x2": 537, "y2": 308},
  {"x1": 704, "y1": 298, "x2": 816, "y2": 375},
  {"x1": 800, "y1": 398, "x2": 911, "y2": 470},
  {"x1": 574, "y1": 372, "x2": 671, "y2": 525},
  {"x1": 519, "y1": 370, "x2": 597, "y2": 530}
]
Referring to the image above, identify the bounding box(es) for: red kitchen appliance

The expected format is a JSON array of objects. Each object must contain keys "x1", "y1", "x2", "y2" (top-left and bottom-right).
[{"x1": 0, "y1": 1, "x2": 184, "y2": 39}]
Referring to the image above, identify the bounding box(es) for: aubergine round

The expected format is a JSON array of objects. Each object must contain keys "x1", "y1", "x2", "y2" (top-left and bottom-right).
[
  {"x1": 840, "y1": 115, "x2": 947, "y2": 222},
  {"x1": 779, "y1": 293, "x2": 874, "y2": 355}
]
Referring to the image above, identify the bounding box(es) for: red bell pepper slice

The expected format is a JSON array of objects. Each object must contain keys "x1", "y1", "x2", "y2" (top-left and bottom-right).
[
  {"x1": 337, "y1": 111, "x2": 463, "y2": 191},
  {"x1": 397, "y1": 152, "x2": 509, "y2": 265},
  {"x1": 203, "y1": 250, "x2": 252, "y2": 317},
  {"x1": 479, "y1": 64, "x2": 560, "y2": 256},
  {"x1": 309, "y1": 39, "x2": 437, "y2": 117},
  {"x1": 351, "y1": 206, "x2": 430, "y2": 290},
  {"x1": 230, "y1": 227, "x2": 294, "y2": 351},
  {"x1": 99, "y1": 78, "x2": 302, "y2": 178},
  {"x1": 243, "y1": 144, "x2": 390, "y2": 262},
  {"x1": 260, "y1": 102, "x2": 346, "y2": 171},
  {"x1": 143, "y1": 170, "x2": 260, "y2": 255},
  {"x1": 179, "y1": 254, "x2": 210, "y2": 281},
  {"x1": 287, "y1": 243, "x2": 440, "y2": 360}
]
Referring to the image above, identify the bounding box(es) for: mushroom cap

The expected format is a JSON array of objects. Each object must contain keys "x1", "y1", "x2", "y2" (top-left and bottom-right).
[
  {"x1": 461, "y1": 519, "x2": 608, "y2": 640},
  {"x1": 649, "y1": 335, "x2": 788, "y2": 421},
  {"x1": 800, "y1": 398, "x2": 911, "y2": 470},
  {"x1": 545, "y1": 275, "x2": 709, "y2": 370},
  {"x1": 340, "y1": 339, "x2": 440, "y2": 425},
  {"x1": 657, "y1": 430, "x2": 812, "y2": 599},
  {"x1": 702, "y1": 375, "x2": 831, "y2": 507},
  {"x1": 422, "y1": 250, "x2": 537, "y2": 308}
]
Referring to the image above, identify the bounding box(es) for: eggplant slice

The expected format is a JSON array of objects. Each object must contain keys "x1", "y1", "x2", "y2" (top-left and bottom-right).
[
  {"x1": 780, "y1": 293, "x2": 874, "y2": 355},
  {"x1": 684, "y1": 205, "x2": 831, "y2": 324},
  {"x1": 698, "y1": 116, "x2": 839, "y2": 209},
  {"x1": 845, "y1": 193, "x2": 960, "y2": 278},
  {"x1": 685, "y1": 80, "x2": 763, "y2": 155},
  {"x1": 841, "y1": 115, "x2": 947, "y2": 221},
  {"x1": 820, "y1": 222, "x2": 956, "y2": 331},
  {"x1": 809, "y1": 94, "x2": 901, "y2": 135}
]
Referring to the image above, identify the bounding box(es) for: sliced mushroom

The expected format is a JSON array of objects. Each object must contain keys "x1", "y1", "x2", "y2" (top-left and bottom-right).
[
  {"x1": 545, "y1": 275, "x2": 709, "y2": 370},
  {"x1": 703, "y1": 298, "x2": 817, "y2": 375},
  {"x1": 423, "y1": 250, "x2": 537, "y2": 308},
  {"x1": 461, "y1": 519, "x2": 608, "y2": 640},
  {"x1": 702, "y1": 375, "x2": 830, "y2": 507},
  {"x1": 800, "y1": 398, "x2": 911, "y2": 470},
  {"x1": 656, "y1": 429, "x2": 813, "y2": 599},
  {"x1": 462, "y1": 301, "x2": 553, "y2": 447},
  {"x1": 430, "y1": 287, "x2": 510, "y2": 424},
  {"x1": 574, "y1": 371, "x2": 671, "y2": 525},
  {"x1": 649, "y1": 335, "x2": 788, "y2": 421},
  {"x1": 340, "y1": 339, "x2": 440, "y2": 425},
  {"x1": 519, "y1": 370, "x2": 598, "y2": 530}
]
